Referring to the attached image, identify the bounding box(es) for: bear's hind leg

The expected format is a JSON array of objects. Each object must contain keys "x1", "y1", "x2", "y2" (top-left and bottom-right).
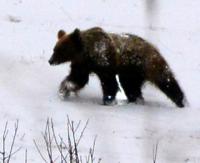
[
  {"x1": 118, "y1": 70, "x2": 144, "y2": 103},
  {"x1": 96, "y1": 71, "x2": 119, "y2": 105}
]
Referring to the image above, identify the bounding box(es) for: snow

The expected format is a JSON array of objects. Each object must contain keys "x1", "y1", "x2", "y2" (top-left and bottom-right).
[
  {"x1": 0, "y1": 0, "x2": 200, "y2": 162},
  {"x1": 93, "y1": 40, "x2": 110, "y2": 66}
]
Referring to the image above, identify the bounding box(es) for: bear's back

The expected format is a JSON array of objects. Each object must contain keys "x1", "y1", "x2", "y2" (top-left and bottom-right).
[
  {"x1": 81, "y1": 27, "x2": 117, "y2": 67},
  {"x1": 109, "y1": 33, "x2": 154, "y2": 67},
  {"x1": 80, "y1": 27, "x2": 163, "y2": 72}
]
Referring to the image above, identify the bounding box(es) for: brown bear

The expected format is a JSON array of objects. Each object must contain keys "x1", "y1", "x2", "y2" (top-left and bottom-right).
[{"x1": 49, "y1": 27, "x2": 186, "y2": 107}]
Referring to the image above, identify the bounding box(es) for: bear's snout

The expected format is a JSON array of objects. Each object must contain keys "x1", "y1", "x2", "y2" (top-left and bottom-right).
[{"x1": 48, "y1": 57, "x2": 54, "y2": 65}]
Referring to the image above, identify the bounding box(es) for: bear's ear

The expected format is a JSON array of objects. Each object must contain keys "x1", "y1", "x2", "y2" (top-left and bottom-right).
[
  {"x1": 57, "y1": 30, "x2": 66, "y2": 40},
  {"x1": 71, "y1": 28, "x2": 81, "y2": 41},
  {"x1": 70, "y1": 28, "x2": 83, "y2": 50}
]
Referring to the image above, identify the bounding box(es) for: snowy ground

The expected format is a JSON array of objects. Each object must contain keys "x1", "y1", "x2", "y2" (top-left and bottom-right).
[{"x1": 0, "y1": 0, "x2": 200, "y2": 162}]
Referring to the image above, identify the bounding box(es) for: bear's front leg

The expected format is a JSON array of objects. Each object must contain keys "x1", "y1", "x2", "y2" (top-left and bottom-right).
[
  {"x1": 97, "y1": 71, "x2": 119, "y2": 105},
  {"x1": 59, "y1": 63, "x2": 89, "y2": 99},
  {"x1": 59, "y1": 78, "x2": 78, "y2": 99}
]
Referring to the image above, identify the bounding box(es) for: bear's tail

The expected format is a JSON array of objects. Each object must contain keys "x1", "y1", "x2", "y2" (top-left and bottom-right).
[
  {"x1": 153, "y1": 66, "x2": 186, "y2": 108},
  {"x1": 156, "y1": 75, "x2": 185, "y2": 107},
  {"x1": 145, "y1": 47, "x2": 187, "y2": 108},
  {"x1": 144, "y1": 45, "x2": 187, "y2": 107}
]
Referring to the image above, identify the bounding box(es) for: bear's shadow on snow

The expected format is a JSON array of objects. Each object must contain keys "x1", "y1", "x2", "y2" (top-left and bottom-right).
[
  {"x1": 59, "y1": 94, "x2": 174, "y2": 109},
  {"x1": 144, "y1": 100, "x2": 174, "y2": 109},
  {"x1": 59, "y1": 94, "x2": 103, "y2": 106}
]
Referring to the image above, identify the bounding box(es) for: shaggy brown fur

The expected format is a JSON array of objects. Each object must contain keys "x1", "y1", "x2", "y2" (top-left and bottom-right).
[{"x1": 49, "y1": 27, "x2": 186, "y2": 107}]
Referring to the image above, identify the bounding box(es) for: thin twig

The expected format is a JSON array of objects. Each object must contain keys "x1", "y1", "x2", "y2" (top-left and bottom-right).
[
  {"x1": 153, "y1": 140, "x2": 159, "y2": 163},
  {"x1": 2, "y1": 122, "x2": 8, "y2": 163},
  {"x1": 90, "y1": 136, "x2": 97, "y2": 163},
  {"x1": 33, "y1": 140, "x2": 48, "y2": 163},
  {"x1": 43, "y1": 119, "x2": 54, "y2": 163},
  {"x1": 7, "y1": 120, "x2": 18, "y2": 162},
  {"x1": 35, "y1": 117, "x2": 101, "y2": 163},
  {"x1": 74, "y1": 121, "x2": 81, "y2": 133},
  {"x1": 51, "y1": 119, "x2": 68, "y2": 163},
  {"x1": 67, "y1": 122, "x2": 73, "y2": 163},
  {"x1": 5, "y1": 147, "x2": 22, "y2": 159},
  {"x1": 0, "y1": 121, "x2": 22, "y2": 163},
  {"x1": 25, "y1": 149, "x2": 27, "y2": 163},
  {"x1": 71, "y1": 122, "x2": 79, "y2": 163},
  {"x1": 76, "y1": 120, "x2": 89, "y2": 146}
]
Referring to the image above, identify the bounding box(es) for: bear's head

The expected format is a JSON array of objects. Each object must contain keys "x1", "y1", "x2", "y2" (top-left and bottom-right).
[{"x1": 49, "y1": 28, "x2": 83, "y2": 65}]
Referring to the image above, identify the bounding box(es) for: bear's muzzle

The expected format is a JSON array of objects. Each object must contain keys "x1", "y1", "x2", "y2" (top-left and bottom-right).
[{"x1": 48, "y1": 57, "x2": 54, "y2": 65}]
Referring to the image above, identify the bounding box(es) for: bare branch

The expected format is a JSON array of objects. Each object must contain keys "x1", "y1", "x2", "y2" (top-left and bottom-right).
[
  {"x1": 35, "y1": 117, "x2": 101, "y2": 163},
  {"x1": 71, "y1": 122, "x2": 79, "y2": 163},
  {"x1": 3, "y1": 122, "x2": 9, "y2": 140},
  {"x1": 74, "y1": 121, "x2": 81, "y2": 133},
  {"x1": 50, "y1": 119, "x2": 68, "y2": 163},
  {"x1": 90, "y1": 136, "x2": 97, "y2": 163},
  {"x1": 25, "y1": 149, "x2": 27, "y2": 163},
  {"x1": 2, "y1": 122, "x2": 8, "y2": 163},
  {"x1": 5, "y1": 146, "x2": 22, "y2": 160},
  {"x1": 7, "y1": 120, "x2": 20, "y2": 163},
  {"x1": 67, "y1": 122, "x2": 73, "y2": 163},
  {"x1": 76, "y1": 120, "x2": 89, "y2": 147},
  {"x1": 153, "y1": 140, "x2": 159, "y2": 163},
  {"x1": 43, "y1": 119, "x2": 54, "y2": 163},
  {"x1": 0, "y1": 121, "x2": 23, "y2": 163},
  {"x1": 33, "y1": 140, "x2": 48, "y2": 163}
]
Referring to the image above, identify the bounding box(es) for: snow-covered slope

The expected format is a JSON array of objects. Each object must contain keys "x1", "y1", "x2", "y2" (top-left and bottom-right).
[{"x1": 0, "y1": 0, "x2": 200, "y2": 162}]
